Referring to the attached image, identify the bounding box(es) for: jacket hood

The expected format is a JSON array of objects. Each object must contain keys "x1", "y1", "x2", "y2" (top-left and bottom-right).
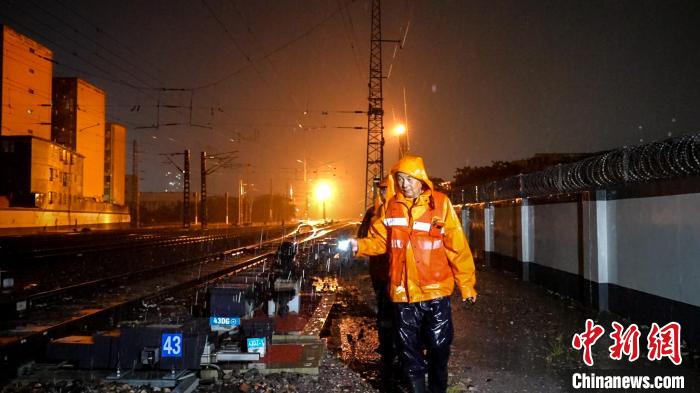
[
  {"x1": 373, "y1": 174, "x2": 394, "y2": 213},
  {"x1": 390, "y1": 155, "x2": 434, "y2": 193}
]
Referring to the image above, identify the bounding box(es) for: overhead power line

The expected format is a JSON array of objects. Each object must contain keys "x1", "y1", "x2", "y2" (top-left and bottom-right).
[
  {"x1": 54, "y1": 0, "x2": 167, "y2": 82},
  {"x1": 22, "y1": 0, "x2": 164, "y2": 88},
  {"x1": 188, "y1": 0, "x2": 357, "y2": 91}
]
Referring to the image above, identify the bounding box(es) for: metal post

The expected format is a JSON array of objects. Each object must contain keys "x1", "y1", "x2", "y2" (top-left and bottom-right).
[
  {"x1": 238, "y1": 179, "x2": 243, "y2": 226},
  {"x1": 132, "y1": 140, "x2": 140, "y2": 228},
  {"x1": 200, "y1": 151, "x2": 207, "y2": 229},
  {"x1": 183, "y1": 150, "x2": 190, "y2": 228},
  {"x1": 225, "y1": 192, "x2": 229, "y2": 225},
  {"x1": 194, "y1": 192, "x2": 198, "y2": 225},
  {"x1": 364, "y1": 0, "x2": 385, "y2": 212},
  {"x1": 268, "y1": 178, "x2": 272, "y2": 224}
]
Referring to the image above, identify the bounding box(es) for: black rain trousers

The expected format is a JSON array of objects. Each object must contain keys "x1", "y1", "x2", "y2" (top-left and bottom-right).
[{"x1": 394, "y1": 296, "x2": 453, "y2": 393}]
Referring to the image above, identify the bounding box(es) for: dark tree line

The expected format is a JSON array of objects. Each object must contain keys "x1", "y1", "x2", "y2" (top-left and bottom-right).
[
  {"x1": 452, "y1": 153, "x2": 596, "y2": 188},
  {"x1": 139, "y1": 194, "x2": 296, "y2": 226}
]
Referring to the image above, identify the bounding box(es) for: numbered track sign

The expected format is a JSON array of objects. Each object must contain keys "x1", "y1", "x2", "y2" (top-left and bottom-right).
[
  {"x1": 247, "y1": 337, "x2": 266, "y2": 357},
  {"x1": 161, "y1": 333, "x2": 183, "y2": 358},
  {"x1": 209, "y1": 316, "x2": 241, "y2": 330}
]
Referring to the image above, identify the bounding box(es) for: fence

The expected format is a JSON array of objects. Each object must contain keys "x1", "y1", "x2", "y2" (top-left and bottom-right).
[
  {"x1": 455, "y1": 133, "x2": 700, "y2": 203},
  {"x1": 458, "y1": 132, "x2": 700, "y2": 351}
]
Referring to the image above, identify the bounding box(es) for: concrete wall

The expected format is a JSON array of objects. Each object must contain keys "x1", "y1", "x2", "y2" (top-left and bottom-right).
[
  {"x1": 493, "y1": 203, "x2": 521, "y2": 260},
  {"x1": 465, "y1": 204, "x2": 485, "y2": 258},
  {"x1": 468, "y1": 196, "x2": 700, "y2": 304},
  {"x1": 612, "y1": 193, "x2": 700, "y2": 307},
  {"x1": 533, "y1": 202, "x2": 579, "y2": 275},
  {"x1": 466, "y1": 187, "x2": 700, "y2": 349},
  {"x1": 0, "y1": 205, "x2": 130, "y2": 228}
]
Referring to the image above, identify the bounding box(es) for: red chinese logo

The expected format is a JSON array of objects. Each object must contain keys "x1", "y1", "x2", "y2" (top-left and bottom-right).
[
  {"x1": 572, "y1": 319, "x2": 605, "y2": 366},
  {"x1": 572, "y1": 320, "x2": 683, "y2": 366},
  {"x1": 609, "y1": 322, "x2": 640, "y2": 362},
  {"x1": 647, "y1": 322, "x2": 682, "y2": 365}
]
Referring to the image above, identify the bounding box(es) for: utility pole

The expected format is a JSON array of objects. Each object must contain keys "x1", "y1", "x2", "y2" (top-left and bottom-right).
[
  {"x1": 200, "y1": 150, "x2": 238, "y2": 229},
  {"x1": 160, "y1": 150, "x2": 191, "y2": 228},
  {"x1": 268, "y1": 179, "x2": 274, "y2": 224},
  {"x1": 183, "y1": 151, "x2": 190, "y2": 227},
  {"x1": 194, "y1": 192, "x2": 198, "y2": 225},
  {"x1": 132, "y1": 140, "x2": 140, "y2": 228},
  {"x1": 225, "y1": 191, "x2": 229, "y2": 225},
  {"x1": 364, "y1": 0, "x2": 403, "y2": 211},
  {"x1": 201, "y1": 151, "x2": 207, "y2": 229},
  {"x1": 238, "y1": 179, "x2": 243, "y2": 226},
  {"x1": 365, "y1": 0, "x2": 385, "y2": 212}
]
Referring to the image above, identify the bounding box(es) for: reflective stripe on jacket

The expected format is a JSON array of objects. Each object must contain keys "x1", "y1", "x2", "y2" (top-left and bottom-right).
[{"x1": 358, "y1": 189, "x2": 477, "y2": 303}]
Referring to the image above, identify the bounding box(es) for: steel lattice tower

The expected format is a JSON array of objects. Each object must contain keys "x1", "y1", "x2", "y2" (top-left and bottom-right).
[{"x1": 364, "y1": 0, "x2": 385, "y2": 212}]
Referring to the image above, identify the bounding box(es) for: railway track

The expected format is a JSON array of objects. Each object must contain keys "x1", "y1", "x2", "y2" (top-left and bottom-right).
[
  {"x1": 0, "y1": 225, "x2": 292, "y2": 318},
  {"x1": 0, "y1": 222, "x2": 353, "y2": 383}
]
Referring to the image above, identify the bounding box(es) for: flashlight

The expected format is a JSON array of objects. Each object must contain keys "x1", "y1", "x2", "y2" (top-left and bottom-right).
[{"x1": 337, "y1": 240, "x2": 350, "y2": 252}]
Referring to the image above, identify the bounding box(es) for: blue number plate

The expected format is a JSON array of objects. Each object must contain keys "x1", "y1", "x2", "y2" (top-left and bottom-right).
[
  {"x1": 247, "y1": 337, "x2": 266, "y2": 352},
  {"x1": 161, "y1": 333, "x2": 183, "y2": 358},
  {"x1": 209, "y1": 316, "x2": 241, "y2": 329}
]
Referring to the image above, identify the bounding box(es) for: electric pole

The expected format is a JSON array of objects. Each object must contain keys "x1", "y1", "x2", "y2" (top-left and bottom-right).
[
  {"x1": 160, "y1": 150, "x2": 191, "y2": 228},
  {"x1": 132, "y1": 140, "x2": 140, "y2": 228},
  {"x1": 365, "y1": 0, "x2": 384, "y2": 212},
  {"x1": 201, "y1": 151, "x2": 207, "y2": 228},
  {"x1": 200, "y1": 150, "x2": 238, "y2": 229},
  {"x1": 364, "y1": 0, "x2": 401, "y2": 211},
  {"x1": 183, "y1": 151, "x2": 190, "y2": 227}
]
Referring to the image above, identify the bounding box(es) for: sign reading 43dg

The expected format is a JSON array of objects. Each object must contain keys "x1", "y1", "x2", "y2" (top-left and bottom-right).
[
  {"x1": 161, "y1": 333, "x2": 183, "y2": 358},
  {"x1": 209, "y1": 316, "x2": 241, "y2": 328}
]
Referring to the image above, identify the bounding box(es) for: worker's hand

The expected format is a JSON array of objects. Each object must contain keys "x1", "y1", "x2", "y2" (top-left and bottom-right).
[
  {"x1": 348, "y1": 238, "x2": 358, "y2": 253},
  {"x1": 463, "y1": 295, "x2": 477, "y2": 305},
  {"x1": 337, "y1": 239, "x2": 358, "y2": 254}
]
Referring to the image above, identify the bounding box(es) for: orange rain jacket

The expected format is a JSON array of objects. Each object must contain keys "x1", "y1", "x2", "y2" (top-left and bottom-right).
[{"x1": 357, "y1": 155, "x2": 477, "y2": 303}]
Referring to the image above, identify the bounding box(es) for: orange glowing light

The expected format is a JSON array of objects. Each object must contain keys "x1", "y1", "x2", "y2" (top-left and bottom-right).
[
  {"x1": 394, "y1": 123, "x2": 407, "y2": 136},
  {"x1": 315, "y1": 182, "x2": 332, "y2": 202}
]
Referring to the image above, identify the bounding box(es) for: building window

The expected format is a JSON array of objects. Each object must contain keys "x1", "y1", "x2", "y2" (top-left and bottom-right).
[
  {"x1": 1, "y1": 141, "x2": 14, "y2": 153},
  {"x1": 48, "y1": 191, "x2": 53, "y2": 204},
  {"x1": 29, "y1": 48, "x2": 35, "y2": 54},
  {"x1": 49, "y1": 167, "x2": 54, "y2": 181},
  {"x1": 28, "y1": 68, "x2": 35, "y2": 74},
  {"x1": 28, "y1": 88, "x2": 34, "y2": 95}
]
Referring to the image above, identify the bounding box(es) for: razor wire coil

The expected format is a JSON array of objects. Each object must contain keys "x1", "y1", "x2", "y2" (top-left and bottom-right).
[{"x1": 465, "y1": 133, "x2": 700, "y2": 202}]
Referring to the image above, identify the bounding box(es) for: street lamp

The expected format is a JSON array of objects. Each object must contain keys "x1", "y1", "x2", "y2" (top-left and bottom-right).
[
  {"x1": 296, "y1": 159, "x2": 309, "y2": 220},
  {"x1": 394, "y1": 123, "x2": 409, "y2": 159},
  {"x1": 314, "y1": 182, "x2": 332, "y2": 222}
]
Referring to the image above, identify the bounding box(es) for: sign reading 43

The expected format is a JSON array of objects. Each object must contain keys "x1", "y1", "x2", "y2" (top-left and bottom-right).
[{"x1": 161, "y1": 333, "x2": 183, "y2": 358}]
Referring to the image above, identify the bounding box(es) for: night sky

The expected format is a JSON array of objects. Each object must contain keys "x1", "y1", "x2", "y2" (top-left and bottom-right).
[{"x1": 2, "y1": 0, "x2": 699, "y2": 218}]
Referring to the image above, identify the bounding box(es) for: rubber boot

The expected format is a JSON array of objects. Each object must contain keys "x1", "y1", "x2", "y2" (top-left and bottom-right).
[
  {"x1": 427, "y1": 376, "x2": 448, "y2": 393},
  {"x1": 408, "y1": 377, "x2": 426, "y2": 393}
]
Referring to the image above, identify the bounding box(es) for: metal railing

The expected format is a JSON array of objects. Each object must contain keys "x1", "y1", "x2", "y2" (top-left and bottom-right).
[{"x1": 458, "y1": 132, "x2": 700, "y2": 203}]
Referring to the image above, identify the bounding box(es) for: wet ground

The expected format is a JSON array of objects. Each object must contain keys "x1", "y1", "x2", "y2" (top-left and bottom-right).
[
  {"x1": 329, "y1": 260, "x2": 700, "y2": 393},
  {"x1": 3, "y1": 256, "x2": 699, "y2": 392}
]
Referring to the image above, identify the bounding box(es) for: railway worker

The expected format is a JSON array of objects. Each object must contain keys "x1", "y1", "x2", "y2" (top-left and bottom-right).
[
  {"x1": 357, "y1": 175, "x2": 397, "y2": 388},
  {"x1": 348, "y1": 155, "x2": 477, "y2": 393}
]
